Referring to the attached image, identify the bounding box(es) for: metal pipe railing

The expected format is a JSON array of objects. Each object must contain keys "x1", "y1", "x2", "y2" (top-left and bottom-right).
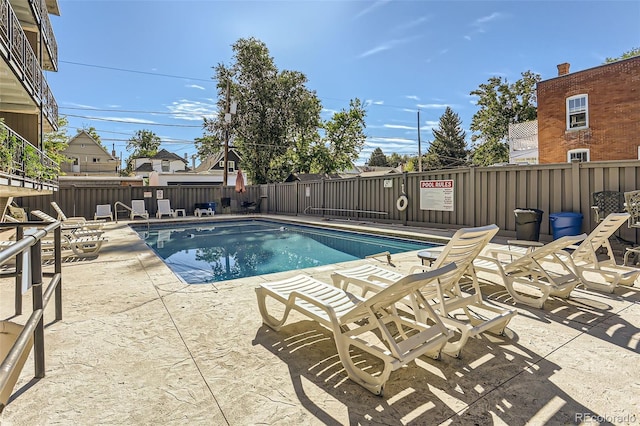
[
  {"x1": 304, "y1": 206, "x2": 389, "y2": 215},
  {"x1": 0, "y1": 220, "x2": 62, "y2": 411}
]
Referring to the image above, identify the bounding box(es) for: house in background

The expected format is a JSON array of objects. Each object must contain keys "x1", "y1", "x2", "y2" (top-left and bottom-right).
[
  {"x1": 133, "y1": 149, "x2": 188, "y2": 177},
  {"x1": 194, "y1": 148, "x2": 244, "y2": 185},
  {"x1": 536, "y1": 57, "x2": 640, "y2": 163},
  {"x1": 61, "y1": 130, "x2": 120, "y2": 175},
  {"x1": 0, "y1": 0, "x2": 61, "y2": 213}
]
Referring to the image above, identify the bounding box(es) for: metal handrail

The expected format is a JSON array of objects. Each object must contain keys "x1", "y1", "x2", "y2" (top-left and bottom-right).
[
  {"x1": 0, "y1": 221, "x2": 63, "y2": 411},
  {"x1": 114, "y1": 201, "x2": 149, "y2": 233},
  {"x1": 304, "y1": 206, "x2": 388, "y2": 215}
]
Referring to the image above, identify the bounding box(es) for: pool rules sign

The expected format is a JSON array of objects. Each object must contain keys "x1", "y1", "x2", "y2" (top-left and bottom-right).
[{"x1": 420, "y1": 179, "x2": 454, "y2": 211}]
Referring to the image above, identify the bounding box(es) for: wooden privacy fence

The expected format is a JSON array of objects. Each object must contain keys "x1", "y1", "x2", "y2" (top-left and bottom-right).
[{"x1": 16, "y1": 160, "x2": 640, "y2": 242}]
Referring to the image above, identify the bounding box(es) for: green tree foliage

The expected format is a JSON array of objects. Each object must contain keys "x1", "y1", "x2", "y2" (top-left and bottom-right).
[
  {"x1": 367, "y1": 147, "x2": 388, "y2": 167},
  {"x1": 44, "y1": 116, "x2": 71, "y2": 174},
  {"x1": 202, "y1": 38, "x2": 366, "y2": 183},
  {"x1": 605, "y1": 47, "x2": 640, "y2": 63},
  {"x1": 424, "y1": 107, "x2": 468, "y2": 170},
  {"x1": 126, "y1": 129, "x2": 160, "y2": 173},
  {"x1": 314, "y1": 98, "x2": 367, "y2": 173},
  {"x1": 469, "y1": 71, "x2": 540, "y2": 166},
  {"x1": 127, "y1": 129, "x2": 161, "y2": 158},
  {"x1": 387, "y1": 152, "x2": 411, "y2": 168}
]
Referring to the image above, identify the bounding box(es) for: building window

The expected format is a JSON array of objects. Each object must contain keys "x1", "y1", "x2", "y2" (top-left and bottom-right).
[
  {"x1": 227, "y1": 161, "x2": 235, "y2": 172},
  {"x1": 566, "y1": 94, "x2": 588, "y2": 130},
  {"x1": 92, "y1": 158, "x2": 100, "y2": 162},
  {"x1": 161, "y1": 160, "x2": 170, "y2": 172},
  {"x1": 218, "y1": 160, "x2": 225, "y2": 168},
  {"x1": 567, "y1": 148, "x2": 589, "y2": 163}
]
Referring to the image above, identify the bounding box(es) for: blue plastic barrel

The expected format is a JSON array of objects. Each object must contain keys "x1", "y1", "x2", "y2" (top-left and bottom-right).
[{"x1": 549, "y1": 212, "x2": 583, "y2": 240}]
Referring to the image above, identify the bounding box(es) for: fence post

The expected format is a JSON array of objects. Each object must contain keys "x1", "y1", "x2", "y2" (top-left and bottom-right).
[
  {"x1": 468, "y1": 166, "x2": 476, "y2": 226},
  {"x1": 30, "y1": 241, "x2": 45, "y2": 378},
  {"x1": 571, "y1": 161, "x2": 581, "y2": 212}
]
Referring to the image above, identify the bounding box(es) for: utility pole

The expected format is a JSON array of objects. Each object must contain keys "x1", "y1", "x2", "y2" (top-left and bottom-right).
[
  {"x1": 417, "y1": 110, "x2": 422, "y2": 172},
  {"x1": 223, "y1": 80, "x2": 231, "y2": 187},
  {"x1": 222, "y1": 80, "x2": 238, "y2": 186}
]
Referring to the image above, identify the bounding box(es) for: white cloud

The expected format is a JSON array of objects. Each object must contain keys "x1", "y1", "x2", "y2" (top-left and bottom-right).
[
  {"x1": 167, "y1": 99, "x2": 217, "y2": 121},
  {"x1": 355, "y1": 0, "x2": 391, "y2": 19},
  {"x1": 416, "y1": 103, "x2": 448, "y2": 109},
  {"x1": 384, "y1": 124, "x2": 415, "y2": 130},
  {"x1": 99, "y1": 117, "x2": 157, "y2": 124},
  {"x1": 474, "y1": 12, "x2": 502, "y2": 26},
  {"x1": 186, "y1": 84, "x2": 206, "y2": 90},
  {"x1": 406, "y1": 95, "x2": 420, "y2": 101},
  {"x1": 358, "y1": 36, "x2": 419, "y2": 58}
]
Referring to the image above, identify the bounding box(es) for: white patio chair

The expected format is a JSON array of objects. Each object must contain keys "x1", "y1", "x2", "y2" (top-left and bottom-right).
[
  {"x1": 50, "y1": 201, "x2": 105, "y2": 230},
  {"x1": 256, "y1": 263, "x2": 457, "y2": 396},
  {"x1": 130, "y1": 200, "x2": 149, "y2": 220},
  {"x1": 156, "y1": 199, "x2": 175, "y2": 219},
  {"x1": 94, "y1": 204, "x2": 113, "y2": 221}
]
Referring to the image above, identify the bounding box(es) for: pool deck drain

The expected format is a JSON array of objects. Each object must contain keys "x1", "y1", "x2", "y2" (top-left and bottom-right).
[{"x1": 1, "y1": 215, "x2": 638, "y2": 425}]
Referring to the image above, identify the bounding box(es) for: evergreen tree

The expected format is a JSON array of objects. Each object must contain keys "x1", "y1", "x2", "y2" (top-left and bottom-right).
[
  {"x1": 424, "y1": 107, "x2": 468, "y2": 169},
  {"x1": 367, "y1": 147, "x2": 388, "y2": 167}
]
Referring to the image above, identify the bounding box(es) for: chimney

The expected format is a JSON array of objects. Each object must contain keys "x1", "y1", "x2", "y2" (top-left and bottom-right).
[
  {"x1": 557, "y1": 63, "x2": 570, "y2": 76},
  {"x1": 112, "y1": 143, "x2": 116, "y2": 157}
]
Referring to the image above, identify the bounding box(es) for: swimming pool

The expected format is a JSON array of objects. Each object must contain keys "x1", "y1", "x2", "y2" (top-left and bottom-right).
[{"x1": 133, "y1": 219, "x2": 438, "y2": 284}]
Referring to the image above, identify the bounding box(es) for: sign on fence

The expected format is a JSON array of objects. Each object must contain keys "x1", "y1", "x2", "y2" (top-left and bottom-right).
[{"x1": 420, "y1": 179, "x2": 454, "y2": 211}]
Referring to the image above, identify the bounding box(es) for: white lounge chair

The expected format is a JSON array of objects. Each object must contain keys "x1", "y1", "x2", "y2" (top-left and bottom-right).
[
  {"x1": 256, "y1": 263, "x2": 457, "y2": 395},
  {"x1": 31, "y1": 210, "x2": 105, "y2": 238},
  {"x1": 94, "y1": 204, "x2": 113, "y2": 221},
  {"x1": 474, "y1": 233, "x2": 586, "y2": 309},
  {"x1": 50, "y1": 201, "x2": 105, "y2": 230},
  {"x1": 156, "y1": 199, "x2": 175, "y2": 219},
  {"x1": 564, "y1": 213, "x2": 639, "y2": 293},
  {"x1": 130, "y1": 200, "x2": 149, "y2": 220},
  {"x1": 333, "y1": 224, "x2": 516, "y2": 358}
]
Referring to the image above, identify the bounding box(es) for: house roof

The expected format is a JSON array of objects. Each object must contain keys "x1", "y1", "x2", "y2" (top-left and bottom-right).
[
  {"x1": 135, "y1": 163, "x2": 154, "y2": 172},
  {"x1": 151, "y1": 149, "x2": 187, "y2": 163},
  {"x1": 194, "y1": 148, "x2": 242, "y2": 172},
  {"x1": 67, "y1": 130, "x2": 118, "y2": 161}
]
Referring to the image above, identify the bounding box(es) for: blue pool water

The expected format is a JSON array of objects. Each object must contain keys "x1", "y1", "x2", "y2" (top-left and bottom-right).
[{"x1": 133, "y1": 219, "x2": 437, "y2": 284}]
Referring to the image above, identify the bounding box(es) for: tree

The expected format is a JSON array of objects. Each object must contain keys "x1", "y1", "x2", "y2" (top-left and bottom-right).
[
  {"x1": 201, "y1": 38, "x2": 366, "y2": 183},
  {"x1": 367, "y1": 147, "x2": 388, "y2": 167},
  {"x1": 605, "y1": 47, "x2": 640, "y2": 63},
  {"x1": 469, "y1": 71, "x2": 540, "y2": 166},
  {"x1": 313, "y1": 98, "x2": 367, "y2": 173},
  {"x1": 424, "y1": 107, "x2": 468, "y2": 170},
  {"x1": 387, "y1": 152, "x2": 411, "y2": 168},
  {"x1": 127, "y1": 129, "x2": 160, "y2": 158},
  {"x1": 44, "y1": 116, "x2": 71, "y2": 174}
]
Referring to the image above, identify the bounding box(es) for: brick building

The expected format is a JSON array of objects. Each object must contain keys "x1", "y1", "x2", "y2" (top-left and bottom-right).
[{"x1": 537, "y1": 56, "x2": 640, "y2": 163}]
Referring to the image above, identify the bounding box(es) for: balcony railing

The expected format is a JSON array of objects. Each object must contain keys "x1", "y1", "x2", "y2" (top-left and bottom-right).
[
  {"x1": 28, "y1": 0, "x2": 58, "y2": 70},
  {"x1": 0, "y1": 0, "x2": 58, "y2": 127},
  {"x1": 0, "y1": 122, "x2": 59, "y2": 189}
]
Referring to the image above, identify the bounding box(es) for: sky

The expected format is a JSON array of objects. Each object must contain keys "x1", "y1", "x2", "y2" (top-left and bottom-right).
[{"x1": 47, "y1": 0, "x2": 640, "y2": 168}]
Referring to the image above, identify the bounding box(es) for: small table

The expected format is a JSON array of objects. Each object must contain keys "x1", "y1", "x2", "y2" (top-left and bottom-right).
[
  {"x1": 174, "y1": 209, "x2": 186, "y2": 217},
  {"x1": 194, "y1": 208, "x2": 215, "y2": 217},
  {"x1": 417, "y1": 246, "x2": 445, "y2": 266}
]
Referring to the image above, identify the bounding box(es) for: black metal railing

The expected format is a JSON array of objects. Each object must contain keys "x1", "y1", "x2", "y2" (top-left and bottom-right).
[
  {"x1": 0, "y1": 122, "x2": 59, "y2": 189},
  {"x1": 0, "y1": 0, "x2": 58, "y2": 127}
]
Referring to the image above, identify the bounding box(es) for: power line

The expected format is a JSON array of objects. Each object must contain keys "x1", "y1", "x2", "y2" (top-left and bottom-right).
[
  {"x1": 60, "y1": 60, "x2": 214, "y2": 83},
  {"x1": 64, "y1": 113, "x2": 203, "y2": 128}
]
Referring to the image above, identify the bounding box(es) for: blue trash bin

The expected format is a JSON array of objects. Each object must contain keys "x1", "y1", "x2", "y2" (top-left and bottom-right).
[{"x1": 549, "y1": 212, "x2": 583, "y2": 240}]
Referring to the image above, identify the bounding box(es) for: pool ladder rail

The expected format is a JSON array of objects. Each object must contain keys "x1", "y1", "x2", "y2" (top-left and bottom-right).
[{"x1": 113, "y1": 201, "x2": 150, "y2": 234}]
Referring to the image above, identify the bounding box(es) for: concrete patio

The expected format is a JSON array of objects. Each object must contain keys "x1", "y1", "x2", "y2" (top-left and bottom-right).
[{"x1": 1, "y1": 216, "x2": 638, "y2": 425}]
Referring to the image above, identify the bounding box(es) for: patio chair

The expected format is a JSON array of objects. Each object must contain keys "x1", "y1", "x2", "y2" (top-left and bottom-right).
[
  {"x1": 50, "y1": 201, "x2": 105, "y2": 230},
  {"x1": 473, "y1": 233, "x2": 587, "y2": 309},
  {"x1": 94, "y1": 204, "x2": 113, "y2": 221},
  {"x1": 562, "y1": 212, "x2": 639, "y2": 293},
  {"x1": 130, "y1": 200, "x2": 149, "y2": 220},
  {"x1": 623, "y1": 190, "x2": 640, "y2": 265},
  {"x1": 31, "y1": 210, "x2": 105, "y2": 238},
  {"x1": 332, "y1": 224, "x2": 516, "y2": 358},
  {"x1": 591, "y1": 191, "x2": 625, "y2": 223},
  {"x1": 156, "y1": 199, "x2": 175, "y2": 219},
  {"x1": 256, "y1": 263, "x2": 457, "y2": 396},
  {"x1": 7, "y1": 205, "x2": 28, "y2": 222}
]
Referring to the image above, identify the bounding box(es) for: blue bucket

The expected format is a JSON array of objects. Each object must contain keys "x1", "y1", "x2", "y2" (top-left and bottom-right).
[{"x1": 549, "y1": 212, "x2": 583, "y2": 240}]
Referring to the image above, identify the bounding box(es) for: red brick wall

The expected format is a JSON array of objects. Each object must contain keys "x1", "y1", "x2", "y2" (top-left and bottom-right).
[{"x1": 537, "y1": 57, "x2": 640, "y2": 163}]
